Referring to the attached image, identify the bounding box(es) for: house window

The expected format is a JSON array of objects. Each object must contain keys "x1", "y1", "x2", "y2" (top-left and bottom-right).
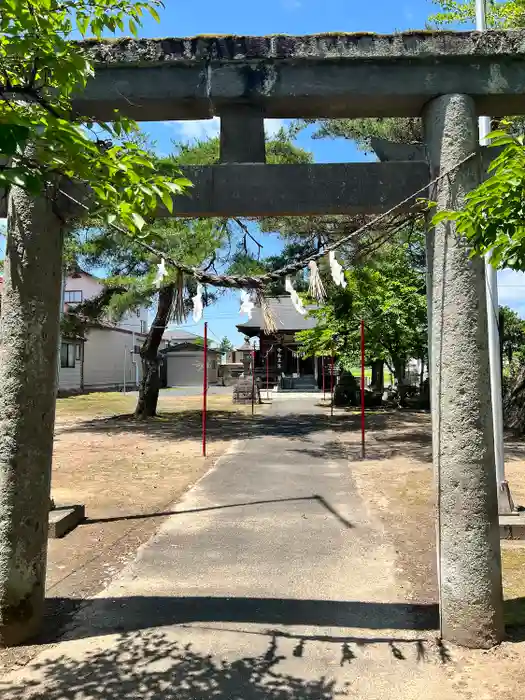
[
  {"x1": 136, "y1": 309, "x2": 141, "y2": 318},
  {"x1": 75, "y1": 344, "x2": 82, "y2": 361},
  {"x1": 211, "y1": 359, "x2": 217, "y2": 370},
  {"x1": 140, "y1": 320, "x2": 147, "y2": 333},
  {"x1": 64, "y1": 290, "x2": 82, "y2": 306},
  {"x1": 60, "y1": 342, "x2": 76, "y2": 368}
]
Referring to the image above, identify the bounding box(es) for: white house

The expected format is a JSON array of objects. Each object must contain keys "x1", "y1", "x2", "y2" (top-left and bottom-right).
[
  {"x1": 0, "y1": 270, "x2": 159, "y2": 394},
  {"x1": 59, "y1": 270, "x2": 152, "y2": 393},
  {"x1": 58, "y1": 335, "x2": 84, "y2": 391},
  {"x1": 64, "y1": 270, "x2": 149, "y2": 334}
]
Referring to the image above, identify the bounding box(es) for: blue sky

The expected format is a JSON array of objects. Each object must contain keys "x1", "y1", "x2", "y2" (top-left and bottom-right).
[
  {"x1": 137, "y1": 0, "x2": 436, "y2": 345},
  {"x1": 3, "y1": 1, "x2": 525, "y2": 345},
  {"x1": 136, "y1": 0, "x2": 525, "y2": 346}
]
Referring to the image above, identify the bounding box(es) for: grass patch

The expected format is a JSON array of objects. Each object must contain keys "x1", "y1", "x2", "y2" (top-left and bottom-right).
[
  {"x1": 56, "y1": 391, "x2": 240, "y2": 421},
  {"x1": 56, "y1": 392, "x2": 136, "y2": 418},
  {"x1": 350, "y1": 367, "x2": 394, "y2": 384}
]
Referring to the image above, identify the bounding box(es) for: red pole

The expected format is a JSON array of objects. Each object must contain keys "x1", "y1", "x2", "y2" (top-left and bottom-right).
[
  {"x1": 322, "y1": 356, "x2": 326, "y2": 400},
  {"x1": 330, "y1": 353, "x2": 334, "y2": 418},
  {"x1": 360, "y1": 319, "x2": 366, "y2": 458},
  {"x1": 252, "y1": 343, "x2": 256, "y2": 416},
  {"x1": 202, "y1": 321, "x2": 208, "y2": 457},
  {"x1": 266, "y1": 347, "x2": 269, "y2": 400}
]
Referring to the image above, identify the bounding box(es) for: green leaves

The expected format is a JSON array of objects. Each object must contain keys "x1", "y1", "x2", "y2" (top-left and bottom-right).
[
  {"x1": 431, "y1": 125, "x2": 525, "y2": 270},
  {"x1": 0, "y1": 167, "x2": 42, "y2": 193},
  {"x1": 429, "y1": 0, "x2": 525, "y2": 28},
  {"x1": 161, "y1": 190, "x2": 174, "y2": 214},
  {"x1": 297, "y1": 233, "x2": 428, "y2": 374},
  {"x1": 131, "y1": 212, "x2": 146, "y2": 231},
  {"x1": 0, "y1": 124, "x2": 30, "y2": 156},
  {"x1": 0, "y1": 0, "x2": 184, "y2": 236}
]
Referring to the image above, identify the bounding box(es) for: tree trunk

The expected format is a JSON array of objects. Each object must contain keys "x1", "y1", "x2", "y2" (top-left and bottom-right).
[
  {"x1": 392, "y1": 357, "x2": 408, "y2": 406},
  {"x1": 0, "y1": 185, "x2": 64, "y2": 645},
  {"x1": 134, "y1": 285, "x2": 174, "y2": 419},
  {"x1": 498, "y1": 309, "x2": 507, "y2": 371},
  {"x1": 370, "y1": 359, "x2": 384, "y2": 393},
  {"x1": 392, "y1": 357, "x2": 405, "y2": 382}
]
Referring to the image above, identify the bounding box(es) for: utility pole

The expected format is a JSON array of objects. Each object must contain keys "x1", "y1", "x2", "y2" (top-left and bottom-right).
[{"x1": 476, "y1": 0, "x2": 514, "y2": 514}]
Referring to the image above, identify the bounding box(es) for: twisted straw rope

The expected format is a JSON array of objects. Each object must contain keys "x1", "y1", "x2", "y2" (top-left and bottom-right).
[{"x1": 59, "y1": 150, "x2": 475, "y2": 289}]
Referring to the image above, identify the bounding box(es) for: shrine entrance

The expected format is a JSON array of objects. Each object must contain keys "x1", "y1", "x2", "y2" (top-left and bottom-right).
[
  {"x1": 238, "y1": 296, "x2": 321, "y2": 390},
  {"x1": 1, "y1": 30, "x2": 515, "y2": 649}
]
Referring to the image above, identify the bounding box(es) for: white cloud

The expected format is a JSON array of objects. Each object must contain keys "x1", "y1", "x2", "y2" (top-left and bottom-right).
[
  {"x1": 164, "y1": 117, "x2": 288, "y2": 144},
  {"x1": 164, "y1": 117, "x2": 220, "y2": 143}
]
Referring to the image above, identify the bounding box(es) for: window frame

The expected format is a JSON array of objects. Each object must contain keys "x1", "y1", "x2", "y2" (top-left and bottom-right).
[
  {"x1": 60, "y1": 342, "x2": 76, "y2": 369},
  {"x1": 64, "y1": 290, "x2": 83, "y2": 304}
]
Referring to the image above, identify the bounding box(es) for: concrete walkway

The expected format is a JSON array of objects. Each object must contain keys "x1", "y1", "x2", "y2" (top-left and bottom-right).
[{"x1": 2, "y1": 397, "x2": 456, "y2": 699}]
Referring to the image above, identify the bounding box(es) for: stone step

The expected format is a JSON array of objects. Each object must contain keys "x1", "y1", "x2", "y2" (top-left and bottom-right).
[{"x1": 500, "y1": 513, "x2": 525, "y2": 540}]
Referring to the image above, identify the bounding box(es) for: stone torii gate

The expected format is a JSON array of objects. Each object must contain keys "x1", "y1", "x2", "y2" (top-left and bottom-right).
[{"x1": 2, "y1": 30, "x2": 525, "y2": 648}]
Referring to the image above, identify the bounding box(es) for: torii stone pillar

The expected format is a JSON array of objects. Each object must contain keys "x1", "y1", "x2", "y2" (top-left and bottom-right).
[
  {"x1": 423, "y1": 94, "x2": 504, "y2": 648},
  {"x1": 0, "y1": 183, "x2": 64, "y2": 645}
]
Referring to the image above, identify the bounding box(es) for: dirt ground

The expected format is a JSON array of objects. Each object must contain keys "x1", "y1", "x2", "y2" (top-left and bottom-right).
[
  {"x1": 5, "y1": 396, "x2": 525, "y2": 695},
  {"x1": 0, "y1": 391, "x2": 259, "y2": 673},
  {"x1": 334, "y1": 406, "x2": 525, "y2": 696}
]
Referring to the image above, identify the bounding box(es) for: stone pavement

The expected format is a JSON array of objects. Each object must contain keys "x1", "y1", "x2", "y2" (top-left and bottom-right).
[{"x1": 2, "y1": 397, "x2": 461, "y2": 699}]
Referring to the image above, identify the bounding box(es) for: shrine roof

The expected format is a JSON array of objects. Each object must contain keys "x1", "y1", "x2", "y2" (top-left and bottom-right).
[{"x1": 237, "y1": 296, "x2": 317, "y2": 336}]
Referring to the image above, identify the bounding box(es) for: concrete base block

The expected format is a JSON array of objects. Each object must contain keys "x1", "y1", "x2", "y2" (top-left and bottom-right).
[
  {"x1": 498, "y1": 481, "x2": 515, "y2": 515},
  {"x1": 48, "y1": 504, "x2": 85, "y2": 538},
  {"x1": 500, "y1": 513, "x2": 525, "y2": 540}
]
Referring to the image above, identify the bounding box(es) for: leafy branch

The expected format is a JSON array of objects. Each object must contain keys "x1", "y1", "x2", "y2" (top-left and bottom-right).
[
  {"x1": 0, "y1": 0, "x2": 188, "y2": 234},
  {"x1": 431, "y1": 125, "x2": 525, "y2": 270}
]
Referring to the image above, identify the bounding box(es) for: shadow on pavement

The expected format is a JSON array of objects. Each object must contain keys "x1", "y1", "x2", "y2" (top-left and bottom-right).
[
  {"x1": 1, "y1": 630, "x2": 342, "y2": 699},
  {"x1": 2, "y1": 627, "x2": 448, "y2": 700},
  {"x1": 52, "y1": 595, "x2": 440, "y2": 640},
  {"x1": 81, "y1": 494, "x2": 353, "y2": 529}
]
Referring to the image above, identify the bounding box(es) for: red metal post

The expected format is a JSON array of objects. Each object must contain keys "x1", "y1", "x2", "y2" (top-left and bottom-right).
[
  {"x1": 330, "y1": 353, "x2": 334, "y2": 418},
  {"x1": 360, "y1": 319, "x2": 366, "y2": 458},
  {"x1": 322, "y1": 356, "x2": 326, "y2": 400},
  {"x1": 266, "y1": 347, "x2": 269, "y2": 400},
  {"x1": 252, "y1": 343, "x2": 256, "y2": 416},
  {"x1": 202, "y1": 321, "x2": 208, "y2": 457}
]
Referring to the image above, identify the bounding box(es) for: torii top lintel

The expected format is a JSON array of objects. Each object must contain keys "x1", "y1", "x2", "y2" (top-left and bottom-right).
[{"x1": 75, "y1": 30, "x2": 525, "y2": 122}]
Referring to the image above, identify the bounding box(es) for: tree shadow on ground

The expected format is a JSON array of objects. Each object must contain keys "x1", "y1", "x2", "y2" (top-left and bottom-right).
[
  {"x1": 57, "y1": 408, "x2": 434, "y2": 463},
  {"x1": 2, "y1": 624, "x2": 452, "y2": 700},
  {"x1": 2, "y1": 630, "x2": 343, "y2": 699},
  {"x1": 3, "y1": 594, "x2": 456, "y2": 699},
  {"x1": 288, "y1": 440, "x2": 350, "y2": 461},
  {"x1": 357, "y1": 429, "x2": 433, "y2": 463}
]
